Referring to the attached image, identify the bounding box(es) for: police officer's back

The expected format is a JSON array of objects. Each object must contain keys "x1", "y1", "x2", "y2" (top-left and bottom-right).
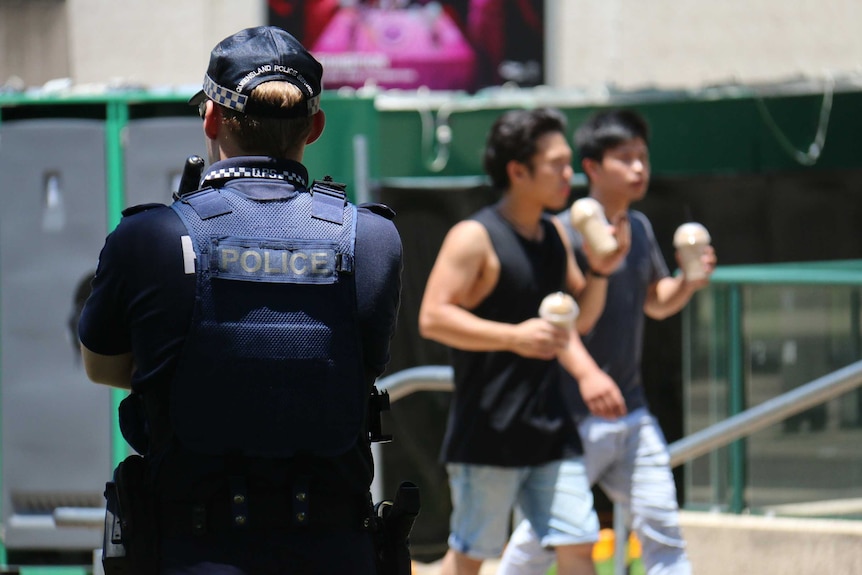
[{"x1": 78, "y1": 26, "x2": 403, "y2": 574}]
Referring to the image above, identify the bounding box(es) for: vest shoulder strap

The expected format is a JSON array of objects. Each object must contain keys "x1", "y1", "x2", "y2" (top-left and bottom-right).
[
  {"x1": 180, "y1": 187, "x2": 233, "y2": 220},
  {"x1": 310, "y1": 176, "x2": 347, "y2": 225}
]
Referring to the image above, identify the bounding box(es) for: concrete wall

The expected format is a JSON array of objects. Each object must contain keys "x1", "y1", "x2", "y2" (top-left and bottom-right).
[
  {"x1": 1, "y1": 0, "x2": 265, "y2": 90},
  {"x1": 67, "y1": 0, "x2": 265, "y2": 88},
  {"x1": 0, "y1": 0, "x2": 70, "y2": 89},
  {"x1": 1, "y1": 0, "x2": 860, "y2": 92},
  {"x1": 414, "y1": 512, "x2": 862, "y2": 574},
  {"x1": 548, "y1": 0, "x2": 862, "y2": 90},
  {"x1": 680, "y1": 511, "x2": 862, "y2": 575}
]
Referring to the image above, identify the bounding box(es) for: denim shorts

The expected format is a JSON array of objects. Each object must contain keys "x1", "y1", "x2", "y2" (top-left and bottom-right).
[
  {"x1": 500, "y1": 409, "x2": 690, "y2": 575},
  {"x1": 446, "y1": 457, "x2": 599, "y2": 559}
]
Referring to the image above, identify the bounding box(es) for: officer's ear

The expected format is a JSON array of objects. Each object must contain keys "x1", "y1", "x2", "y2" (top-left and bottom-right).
[
  {"x1": 306, "y1": 110, "x2": 326, "y2": 145},
  {"x1": 202, "y1": 101, "x2": 220, "y2": 140}
]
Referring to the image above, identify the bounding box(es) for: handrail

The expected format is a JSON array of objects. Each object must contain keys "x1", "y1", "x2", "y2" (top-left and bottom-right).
[
  {"x1": 376, "y1": 365, "x2": 454, "y2": 402},
  {"x1": 669, "y1": 358, "x2": 862, "y2": 467}
]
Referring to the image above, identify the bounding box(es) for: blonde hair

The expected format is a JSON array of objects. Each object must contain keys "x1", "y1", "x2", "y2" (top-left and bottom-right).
[{"x1": 219, "y1": 82, "x2": 315, "y2": 158}]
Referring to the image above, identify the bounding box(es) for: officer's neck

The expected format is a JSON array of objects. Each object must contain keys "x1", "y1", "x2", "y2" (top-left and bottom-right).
[{"x1": 214, "y1": 138, "x2": 304, "y2": 164}]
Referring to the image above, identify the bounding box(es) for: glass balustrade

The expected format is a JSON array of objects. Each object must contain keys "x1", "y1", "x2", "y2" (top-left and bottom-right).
[{"x1": 683, "y1": 261, "x2": 862, "y2": 518}]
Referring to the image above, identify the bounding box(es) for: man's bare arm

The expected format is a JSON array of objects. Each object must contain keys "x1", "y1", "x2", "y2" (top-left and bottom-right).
[{"x1": 419, "y1": 221, "x2": 565, "y2": 360}]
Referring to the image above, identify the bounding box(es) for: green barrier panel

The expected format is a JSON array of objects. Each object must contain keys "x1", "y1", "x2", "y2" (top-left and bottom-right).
[
  {"x1": 374, "y1": 89, "x2": 862, "y2": 179},
  {"x1": 302, "y1": 95, "x2": 379, "y2": 200}
]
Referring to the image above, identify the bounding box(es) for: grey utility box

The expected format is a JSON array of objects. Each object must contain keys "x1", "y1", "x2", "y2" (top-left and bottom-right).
[{"x1": 0, "y1": 119, "x2": 112, "y2": 550}]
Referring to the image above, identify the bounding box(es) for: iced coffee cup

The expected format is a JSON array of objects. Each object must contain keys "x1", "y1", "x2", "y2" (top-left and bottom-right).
[
  {"x1": 673, "y1": 222, "x2": 711, "y2": 281},
  {"x1": 569, "y1": 197, "x2": 618, "y2": 256},
  {"x1": 539, "y1": 291, "x2": 579, "y2": 330}
]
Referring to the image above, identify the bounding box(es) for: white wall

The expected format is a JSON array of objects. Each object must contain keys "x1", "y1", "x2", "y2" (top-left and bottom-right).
[
  {"x1": 2, "y1": 0, "x2": 861, "y2": 93},
  {"x1": 66, "y1": 0, "x2": 265, "y2": 88},
  {"x1": 0, "y1": 0, "x2": 69, "y2": 89},
  {"x1": 548, "y1": 0, "x2": 862, "y2": 91}
]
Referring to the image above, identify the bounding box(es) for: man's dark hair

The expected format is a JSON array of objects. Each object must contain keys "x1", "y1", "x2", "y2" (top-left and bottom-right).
[
  {"x1": 483, "y1": 107, "x2": 568, "y2": 189},
  {"x1": 574, "y1": 109, "x2": 650, "y2": 163}
]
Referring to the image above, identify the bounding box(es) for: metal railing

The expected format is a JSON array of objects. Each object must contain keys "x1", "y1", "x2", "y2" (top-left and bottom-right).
[
  {"x1": 374, "y1": 359, "x2": 862, "y2": 575},
  {"x1": 669, "y1": 358, "x2": 862, "y2": 466},
  {"x1": 375, "y1": 365, "x2": 455, "y2": 403}
]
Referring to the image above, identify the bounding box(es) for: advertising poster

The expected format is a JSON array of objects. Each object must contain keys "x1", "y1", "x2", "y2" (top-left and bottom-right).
[{"x1": 267, "y1": 0, "x2": 545, "y2": 92}]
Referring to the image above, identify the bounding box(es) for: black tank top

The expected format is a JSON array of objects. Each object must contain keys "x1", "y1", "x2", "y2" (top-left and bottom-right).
[{"x1": 441, "y1": 205, "x2": 582, "y2": 466}]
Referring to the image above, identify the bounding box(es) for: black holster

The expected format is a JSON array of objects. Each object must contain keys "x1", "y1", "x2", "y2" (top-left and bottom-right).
[
  {"x1": 102, "y1": 454, "x2": 159, "y2": 575},
  {"x1": 375, "y1": 481, "x2": 420, "y2": 575}
]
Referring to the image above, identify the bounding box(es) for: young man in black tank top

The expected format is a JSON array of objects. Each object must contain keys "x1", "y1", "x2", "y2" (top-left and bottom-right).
[{"x1": 419, "y1": 108, "x2": 628, "y2": 575}]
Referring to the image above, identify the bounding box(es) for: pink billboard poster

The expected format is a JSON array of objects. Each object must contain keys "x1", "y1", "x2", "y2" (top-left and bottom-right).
[
  {"x1": 312, "y1": 5, "x2": 476, "y2": 91},
  {"x1": 268, "y1": 0, "x2": 545, "y2": 93}
]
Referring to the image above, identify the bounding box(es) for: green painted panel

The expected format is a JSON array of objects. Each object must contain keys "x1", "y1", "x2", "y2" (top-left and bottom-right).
[
  {"x1": 375, "y1": 109, "x2": 489, "y2": 179},
  {"x1": 753, "y1": 91, "x2": 861, "y2": 172},
  {"x1": 303, "y1": 95, "x2": 379, "y2": 201},
  {"x1": 375, "y1": 106, "x2": 598, "y2": 179},
  {"x1": 634, "y1": 99, "x2": 761, "y2": 175},
  {"x1": 374, "y1": 89, "x2": 862, "y2": 179}
]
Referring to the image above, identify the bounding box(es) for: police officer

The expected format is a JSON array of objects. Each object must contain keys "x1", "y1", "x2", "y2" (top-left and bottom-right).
[{"x1": 78, "y1": 26, "x2": 403, "y2": 574}]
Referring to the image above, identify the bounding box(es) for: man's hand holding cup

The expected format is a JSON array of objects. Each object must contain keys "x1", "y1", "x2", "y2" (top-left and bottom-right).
[
  {"x1": 569, "y1": 197, "x2": 631, "y2": 277},
  {"x1": 673, "y1": 222, "x2": 717, "y2": 288}
]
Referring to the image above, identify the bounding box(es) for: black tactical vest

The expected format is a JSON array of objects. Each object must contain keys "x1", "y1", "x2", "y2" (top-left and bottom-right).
[{"x1": 169, "y1": 184, "x2": 364, "y2": 458}]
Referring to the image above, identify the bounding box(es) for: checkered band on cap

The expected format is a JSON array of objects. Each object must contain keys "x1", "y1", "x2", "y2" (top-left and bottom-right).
[
  {"x1": 305, "y1": 94, "x2": 321, "y2": 115},
  {"x1": 201, "y1": 73, "x2": 321, "y2": 117},
  {"x1": 203, "y1": 75, "x2": 249, "y2": 113}
]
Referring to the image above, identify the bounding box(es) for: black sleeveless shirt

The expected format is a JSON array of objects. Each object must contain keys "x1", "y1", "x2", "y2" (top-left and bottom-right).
[{"x1": 441, "y1": 205, "x2": 582, "y2": 467}]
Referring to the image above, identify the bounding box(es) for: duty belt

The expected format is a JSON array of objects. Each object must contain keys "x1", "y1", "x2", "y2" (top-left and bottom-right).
[{"x1": 158, "y1": 483, "x2": 375, "y2": 537}]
